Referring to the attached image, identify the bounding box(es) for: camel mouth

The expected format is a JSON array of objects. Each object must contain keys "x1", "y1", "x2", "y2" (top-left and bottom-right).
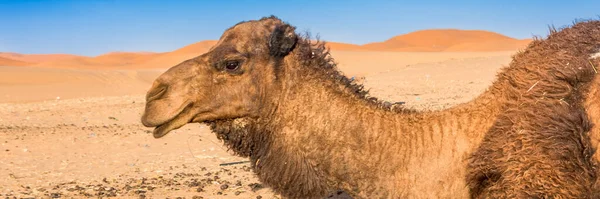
[
  {"x1": 142, "y1": 98, "x2": 192, "y2": 127},
  {"x1": 151, "y1": 106, "x2": 197, "y2": 138},
  {"x1": 142, "y1": 102, "x2": 195, "y2": 138},
  {"x1": 152, "y1": 120, "x2": 187, "y2": 138},
  {"x1": 154, "y1": 112, "x2": 246, "y2": 138}
]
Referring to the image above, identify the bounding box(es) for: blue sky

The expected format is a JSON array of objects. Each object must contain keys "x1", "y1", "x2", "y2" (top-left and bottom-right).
[{"x1": 0, "y1": 0, "x2": 598, "y2": 56}]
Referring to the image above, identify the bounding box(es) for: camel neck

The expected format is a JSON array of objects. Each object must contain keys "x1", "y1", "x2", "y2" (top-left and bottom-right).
[{"x1": 265, "y1": 73, "x2": 505, "y2": 197}]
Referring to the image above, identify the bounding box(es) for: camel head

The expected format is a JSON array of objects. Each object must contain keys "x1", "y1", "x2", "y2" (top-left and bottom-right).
[{"x1": 141, "y1": 16, "x2": 298, "y2": 138}]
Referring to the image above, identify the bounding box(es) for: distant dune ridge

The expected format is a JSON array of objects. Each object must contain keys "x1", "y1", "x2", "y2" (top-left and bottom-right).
[
  {"x1": 0, "y1": 29, "x2": 530, "y2": 68},
  {"x1": 128, "y1": 40, "x2": 218, "y2": 69},
  {"x1": 34, "y1": 51, "x2": 164, "y2": 69},
  {"x1": 361, "y1": 29, "x2": 532, "y2": 52},
  {"x1": 0, "y1": 52, "x2": 84, "y2": 63},
  {"x1": 0, "y1": 56, "x2": 32, "y2": 66}
]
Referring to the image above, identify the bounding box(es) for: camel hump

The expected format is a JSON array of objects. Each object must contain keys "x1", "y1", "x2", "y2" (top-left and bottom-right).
[{"x1": 499, "y1": 20, "x2": 600, "y2": 99}]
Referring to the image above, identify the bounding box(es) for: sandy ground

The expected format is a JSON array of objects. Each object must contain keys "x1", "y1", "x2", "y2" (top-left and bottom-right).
[{"x1": 0, "y1": 50, "x2": 514, "y2": 198}]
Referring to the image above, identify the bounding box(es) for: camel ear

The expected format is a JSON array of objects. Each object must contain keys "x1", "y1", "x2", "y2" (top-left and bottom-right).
[{"x1": 269, "y1": 24, "x2": 297, "y2": 57}]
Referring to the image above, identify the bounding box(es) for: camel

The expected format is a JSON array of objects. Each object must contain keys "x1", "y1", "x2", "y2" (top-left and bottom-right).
[{"x1": 141, "y1": 16, "x2": 600, "y2": 198}]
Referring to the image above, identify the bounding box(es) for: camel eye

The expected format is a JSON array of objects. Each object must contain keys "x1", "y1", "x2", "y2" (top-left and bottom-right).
[{"x1": 225, "y1": 60, "x2": 240, "y2": 71}]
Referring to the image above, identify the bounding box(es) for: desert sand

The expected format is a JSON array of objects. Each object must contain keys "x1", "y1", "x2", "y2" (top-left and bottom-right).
[{"x1": 0, "y1": 29, "x2": 527, "y2": 198}]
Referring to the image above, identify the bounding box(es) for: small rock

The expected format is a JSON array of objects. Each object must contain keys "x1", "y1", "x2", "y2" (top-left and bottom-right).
[
  {"x1": 248, "y1": 183, "x2": 263, "y2": 192},
  {"x1": 234, "y1": 191, "x2": 241, "y2": 195},
  {"x1": 50, "y1": 192, "x2": 61, "y2": 198},
  {"x1": 188, "y1": 181, "x2": 200, "y2": 187},
  {"x1": 134, "y1": 189, "x2": 146, "y2": 194},
  {"x1": 220, "y1": 184, "x2": 228, "y2": 190},
  {"x1": 192, "y1": 196, "x2": 204, "y2": 199},
  {"x1": 256, "y1": 196, "x2": 263, "y2": 199},
  {"x1": 106, "y1": 191, "x2": 117, "y2": 197}
]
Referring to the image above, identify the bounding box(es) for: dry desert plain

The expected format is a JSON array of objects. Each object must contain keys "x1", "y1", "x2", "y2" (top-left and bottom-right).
[{"x1": 0, "y1": 29, "x2": 530, "y2": 198}]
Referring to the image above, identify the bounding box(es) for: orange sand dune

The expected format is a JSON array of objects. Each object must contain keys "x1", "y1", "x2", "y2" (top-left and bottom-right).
[
  {"x1": 444, "y1": 39, "x2": 533, "y2": 52},
  {"x1": 362, "y1": 29, "x2": 530, "y2": 52},
  {"x1": 34, "y1": 52, "x2": 162, "y2": 69},
  {"x1": 93, "y1": 52, "x2": 164, "y2": 66},
  {"x1": 1, "y1": 29, "x2": 532, "y2": 69},
  {"x1": 170, "y1": 40, "x2": 218, "y2": 55},
  {"x1": 326, "y1": 42, "x2": 365, "y2": 51},
  {"x1": 129, "y1": 40, "x2": 218, "y2": 68},
  {"x1": 0, "y1": 52, "x2": 84, "y2": 63},
  {"x1": 0, "y1": 56, "x2": 32, "y2": 66},
  {"x1": 32, "y1": 41, "x2": 219, "y2": 69}
]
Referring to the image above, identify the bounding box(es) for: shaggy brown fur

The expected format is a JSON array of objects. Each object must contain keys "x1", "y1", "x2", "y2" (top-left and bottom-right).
[
  {"x1": 588, "y1": 73, "x2": 600, "y2": 193},
  {"x1": 141, "y1": 16, "x2": 600, "y2": 198},
  {"x1": 468, "y1": 103, "x2": 597, "y2": 198},
  {"x1": 467, "y1": 20, "x2": 600, "y2": 198}
]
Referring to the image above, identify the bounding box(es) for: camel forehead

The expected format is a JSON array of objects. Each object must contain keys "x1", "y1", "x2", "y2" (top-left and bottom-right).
[{"x1": 217, "y1": 18, "x2": 284, "y2": 47}]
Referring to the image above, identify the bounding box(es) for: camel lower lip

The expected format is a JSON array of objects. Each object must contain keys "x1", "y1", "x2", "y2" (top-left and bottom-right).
[
  {"x1": 151, "y1": 109, "x2": 198, "y2": 139},
  {"x1": 150, "y1": 115, "x2": 180, "y2": 138},
  {"x1": 153, "y1": 124, "x2": 169, "y2": 138}
]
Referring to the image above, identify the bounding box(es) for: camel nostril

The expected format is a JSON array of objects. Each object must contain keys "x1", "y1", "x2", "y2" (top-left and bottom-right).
[{"x1": 146, "y1": 84, "x2": 168, "y2": 102}]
